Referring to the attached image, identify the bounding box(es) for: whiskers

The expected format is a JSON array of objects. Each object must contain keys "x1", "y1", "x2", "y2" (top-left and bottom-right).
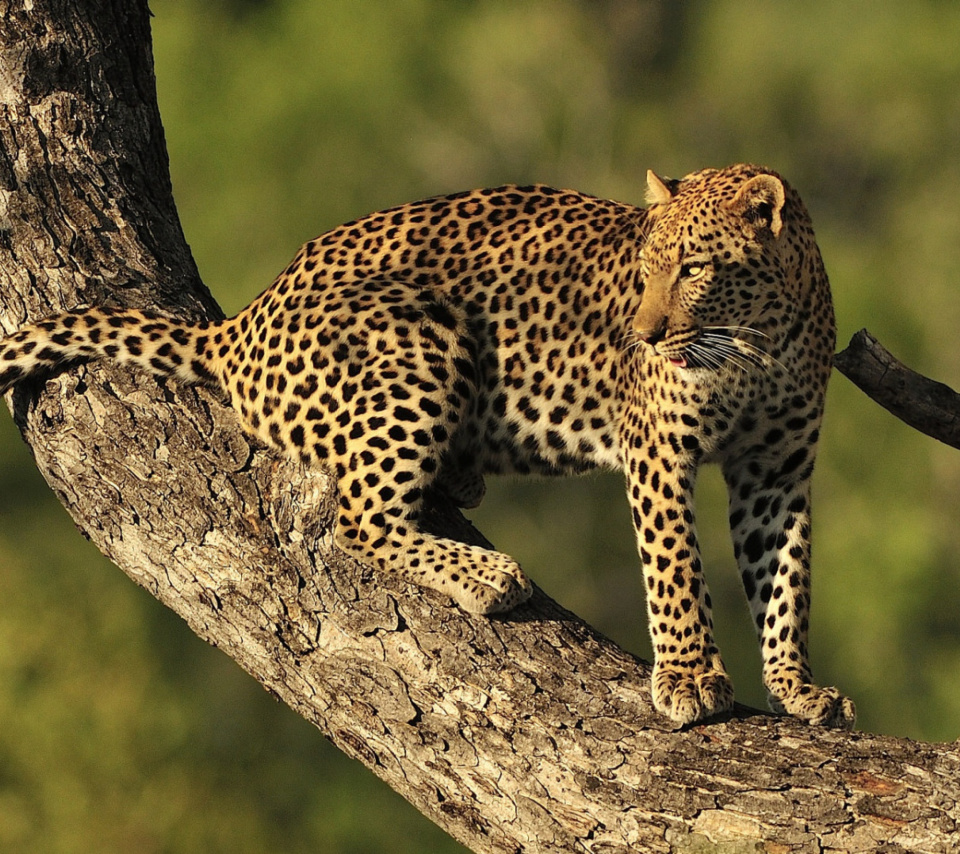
[
  {"x1": 616, "y1": 323, "x2": 789, "y2": 377},
  {"x1": 694, "y1": 325, "x2": 789, "y2": 376},
  {"x1": 615, "y1": 328, "x2": 649, "y2": 358}
]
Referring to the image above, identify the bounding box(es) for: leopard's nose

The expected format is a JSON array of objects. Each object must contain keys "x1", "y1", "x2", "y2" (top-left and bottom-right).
[{"x1": 635, "y1": 317, "x2": 667, "y2": 346}]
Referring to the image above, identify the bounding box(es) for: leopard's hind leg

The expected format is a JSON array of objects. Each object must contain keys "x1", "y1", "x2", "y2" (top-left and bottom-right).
[
  {"x1": 327, "y1": 350, "x2": 530, "y2": 613},
  {"x1": 245, "y1": 284, "x2": 531, "y2": 614}
]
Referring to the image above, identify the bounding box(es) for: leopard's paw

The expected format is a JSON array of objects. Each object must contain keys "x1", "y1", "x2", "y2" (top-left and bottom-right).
[
  {"x1": 426, "y1": 541, "x2": 533, "y2": 615},
  {"x1": 652, "y1": 659, "x2": 734, "y2": 725},
  {"x1": 769, "y1": 684, "x2": 856, "y2": 729},
  {"x1": 448, "y1": 558, "x2": 533, "y2": 615}
]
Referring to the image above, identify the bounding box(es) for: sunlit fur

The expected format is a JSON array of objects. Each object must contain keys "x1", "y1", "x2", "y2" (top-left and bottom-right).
[{"x1": 0, "y1": 164, "x2": 854, "y2": 727}]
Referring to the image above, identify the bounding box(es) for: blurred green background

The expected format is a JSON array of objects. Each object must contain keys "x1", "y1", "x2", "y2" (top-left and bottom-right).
[{"x1": 2, "y1": 1, "x2": 960, "y2": 851}]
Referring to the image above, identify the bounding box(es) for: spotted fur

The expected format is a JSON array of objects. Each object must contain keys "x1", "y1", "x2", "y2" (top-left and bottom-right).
[{"x1": 0, "y1": 164, "x2": 854, "y2": 727}]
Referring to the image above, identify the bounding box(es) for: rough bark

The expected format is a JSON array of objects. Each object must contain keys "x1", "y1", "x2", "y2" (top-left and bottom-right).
[
  {"x1": 835, "y1": 329, "x2": 960, "y2": 450},
  {"x1": 1, "y1": 2, "x2": 958, "y2": 852}
]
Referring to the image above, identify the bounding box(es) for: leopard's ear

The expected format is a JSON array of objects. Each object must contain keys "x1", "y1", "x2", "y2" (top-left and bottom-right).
[
  {"x1": 645, "y1": 170, "x2": 676, "y2": 206},
  {"x1": 726, "y1": 173, "x2": 785, "y2": 238}
]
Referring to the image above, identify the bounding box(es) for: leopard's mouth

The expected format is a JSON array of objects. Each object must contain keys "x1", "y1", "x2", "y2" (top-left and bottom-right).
[
  {"x1": 653, "y1": 326, "x2": 701, "y2": 370},
  {"x1": 641, "y1": 326, "x2": 733, "y2": 372},
  {"x1": 645, "y1": 342, "x2": 693, "y2": 369},
  {"x1": 666, "y1": 344, "x2": 727, "y2": 371},
  {"x1": 655, "y1": 337, "x2": 697, "y2": 370},
  {"x1": 659, "y1": 338, "x2": 718, "y2": 371},
  {"x1": 659, "y1": 326, "x2": 773, "y2": 374}
]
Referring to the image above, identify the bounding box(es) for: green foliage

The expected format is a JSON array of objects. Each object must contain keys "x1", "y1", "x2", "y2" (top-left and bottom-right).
[{"x1": 3, "y1": 0, "x2": 960, "y2": 849}]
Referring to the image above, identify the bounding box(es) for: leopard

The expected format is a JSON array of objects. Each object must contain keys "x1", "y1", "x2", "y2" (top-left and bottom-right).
[{"x1": 0, "y1": 163, "x2": 855, "y2": 728}]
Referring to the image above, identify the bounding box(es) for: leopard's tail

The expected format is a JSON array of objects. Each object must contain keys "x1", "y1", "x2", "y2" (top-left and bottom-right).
[{"x1": 0, "y1": 307, "x2": 224, "y2": 394}]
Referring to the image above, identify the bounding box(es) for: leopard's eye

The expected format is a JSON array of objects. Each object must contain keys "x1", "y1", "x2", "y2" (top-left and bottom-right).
[{"x1": 680, "y1": 262, "x2": 706, "y2": 280}]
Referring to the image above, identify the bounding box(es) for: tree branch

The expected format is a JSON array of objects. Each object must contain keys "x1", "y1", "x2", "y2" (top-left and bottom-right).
[
  {"x1": 1, "y1": 2, "x2": 958, "y2": 852},
  {"x1": 835, "y1": 329, "x2": 960, "y2": 449}
]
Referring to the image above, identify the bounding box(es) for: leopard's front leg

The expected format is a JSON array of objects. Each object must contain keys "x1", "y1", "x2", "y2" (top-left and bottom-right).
[
  {"x1": 724, "y1": 454, "x2": 856, "y2": 729},
  {"x1": 624, "y1": 434, "x2": 734, "y2": 724}
]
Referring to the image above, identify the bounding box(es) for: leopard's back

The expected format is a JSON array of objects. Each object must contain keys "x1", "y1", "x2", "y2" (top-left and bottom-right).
[{"x1": 215, "y1": 185, "x2": 650, "y2": 478}]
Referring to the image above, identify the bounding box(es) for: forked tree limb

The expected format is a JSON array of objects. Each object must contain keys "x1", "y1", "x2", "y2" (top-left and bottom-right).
[
  {"x1": 1, "y1": 3, "x2": 958, "y2": 853},
  {"x1": 835, "y1": 329, "x2": 960, "y2": 449}
]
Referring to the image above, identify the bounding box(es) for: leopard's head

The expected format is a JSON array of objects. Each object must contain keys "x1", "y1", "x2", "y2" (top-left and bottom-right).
[{"x1": 633, "y1": 164, "x2": 827, "y2": 372}]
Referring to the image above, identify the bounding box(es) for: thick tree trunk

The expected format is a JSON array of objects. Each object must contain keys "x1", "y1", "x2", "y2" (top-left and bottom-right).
[{"x1": 1, "y1": 2, "x2": 958, "y2": 852}]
